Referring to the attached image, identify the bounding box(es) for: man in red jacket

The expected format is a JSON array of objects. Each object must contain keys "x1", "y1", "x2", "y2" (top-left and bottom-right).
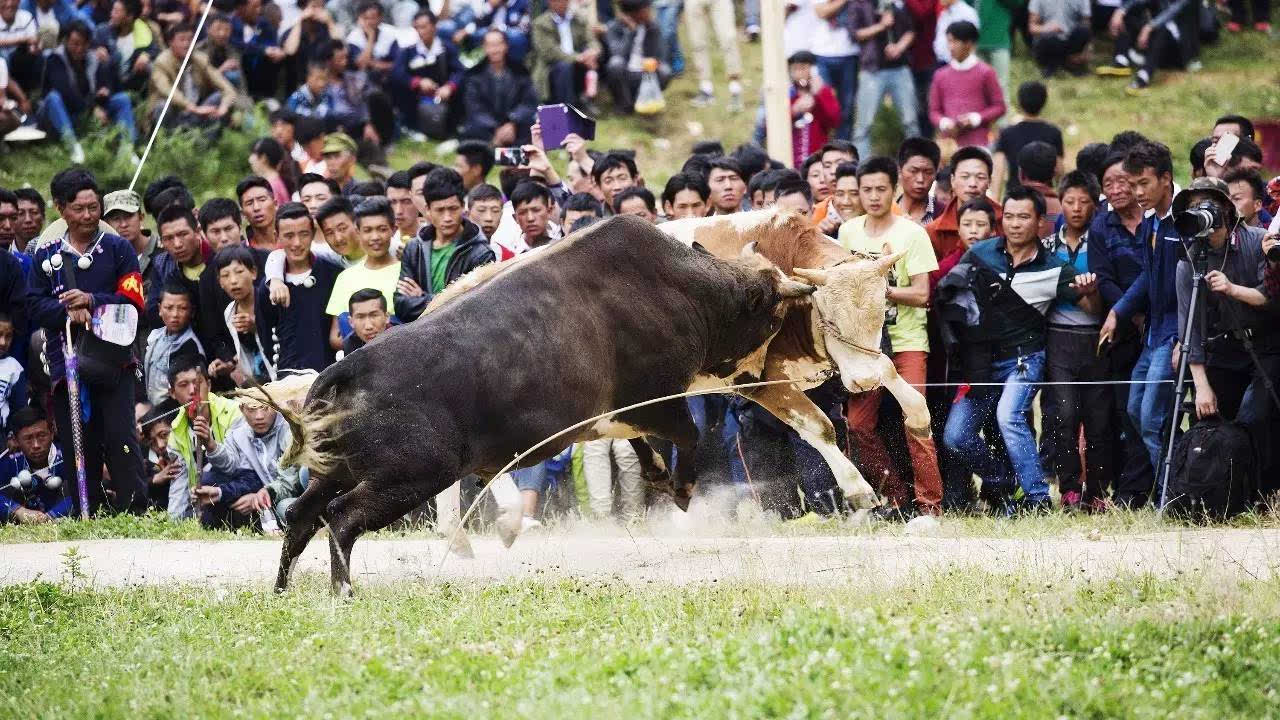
[{"x1": 929, "y1": 20, "x2": 1006, "y2": 149}]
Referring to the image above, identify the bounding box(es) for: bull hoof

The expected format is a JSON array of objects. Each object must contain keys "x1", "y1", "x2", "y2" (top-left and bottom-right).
[
  {"x1": 331, "y1": 581, "x2": 354, "y2": 599},
  {"x1": 673, "y1": 487, "x2": 693, "y2": 512},
  {"x1": 848, "y1": 492, "x2": 880, "y2": 511},
  {"x1": 496, "y1": 508, "x2": 522, "y2": 548},
  {"x1": 448, "y1": 531, "x2": 476, "y2": 560}
]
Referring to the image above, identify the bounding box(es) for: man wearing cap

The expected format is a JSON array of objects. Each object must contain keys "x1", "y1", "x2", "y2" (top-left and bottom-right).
[
  {"x1": 1171, "y1": 176, "x2": 1280, "y2": 491},
  {"x1": 103, "y1": 190, "x2": 161, "y2": 293},
  {"x1": 322, "y1": 132, "x2": 358, "y2": 195}
]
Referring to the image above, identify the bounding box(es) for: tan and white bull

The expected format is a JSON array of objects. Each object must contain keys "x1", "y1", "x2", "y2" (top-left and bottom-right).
[{"x1": 659, "y1": 208, "x2": 932, "y2": 509}]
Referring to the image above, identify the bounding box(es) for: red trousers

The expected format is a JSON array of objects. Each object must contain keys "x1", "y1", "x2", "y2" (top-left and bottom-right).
[{"x1": 846, "y1": 351, "x2": 943, "y2": 514}]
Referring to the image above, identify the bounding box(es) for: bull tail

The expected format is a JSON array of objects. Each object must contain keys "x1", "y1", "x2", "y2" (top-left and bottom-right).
[{"x1": 228, "y1": 371, "x2": 345, "y2": 477}]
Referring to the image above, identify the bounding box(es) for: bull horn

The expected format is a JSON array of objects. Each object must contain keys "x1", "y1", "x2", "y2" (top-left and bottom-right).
[
  {"x1": 791, "y1": 266, "x2": 829, "y2": 286},
  {"x1": 874, "y1": 251, "x2": 905, "y2": 276},
  {"x1": 740, "y1": 241, "x2": 758, "y2": 258},
  {"x1": 778, "y1": 279, "x2": 816, "y2": 298}
]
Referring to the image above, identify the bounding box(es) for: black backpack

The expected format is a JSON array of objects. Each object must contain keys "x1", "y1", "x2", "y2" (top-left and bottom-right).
[{"x1": 1166, "y1": 419, "x2": 1257, "y2": 519}]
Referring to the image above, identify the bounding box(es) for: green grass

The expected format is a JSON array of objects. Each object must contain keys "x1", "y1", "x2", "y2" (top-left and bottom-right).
[
  {"x1": 1, "y1": 568, "x2": 1277, "y2": 718},
  {"x1": 4, "y1": 25, "x2": 1278, "y2": 197}
]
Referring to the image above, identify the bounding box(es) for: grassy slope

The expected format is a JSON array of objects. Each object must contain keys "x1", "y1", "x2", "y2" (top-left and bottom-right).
[
  {"x1": 1, "y1": 569, "x2": 1277, "y2": 719},
  {"x1": 4, "y1": 25, "x2": 1278, "y2": 195}
]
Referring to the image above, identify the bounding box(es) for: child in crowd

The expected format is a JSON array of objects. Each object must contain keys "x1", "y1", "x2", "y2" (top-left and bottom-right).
[
  {"x1": 342, "y1": 287, "x2": 392, "y2": 355},
  {"x1": 143, "y1": 283, "x2": 205, "y2": 405},
  {"x1": 466, "y1": 184, "x2": 505, "y2": 239},
  {"x1": 208, "y1": 397, "x2": 290, "y2": 534},
  {"x1": 0, "y1": 409, "x2": 69, "y2": 524},
  {"x1": 214, "y1": 245, "x2": 276, "y2": 384},
  {"x1": 0, "y1": 312, "x2": 27, "y2": 434},
  {"x1": 934, "y1": 197, "x2": 997, "y2": 281},
  {"x1": 140, "y1": 399, "x2": 186, "y2": 518}
]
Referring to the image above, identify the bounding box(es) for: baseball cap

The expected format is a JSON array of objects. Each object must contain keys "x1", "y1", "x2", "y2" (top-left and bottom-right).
[
  {"x1": 103, "y1": 189, "x2": 142, "y2": 216},
  {"x1": 1172, "y1": 176, "x2": 1237, "y2": 228},
  {"x1": 322, "y1": 133, "x2": 357, "y2": 156}
]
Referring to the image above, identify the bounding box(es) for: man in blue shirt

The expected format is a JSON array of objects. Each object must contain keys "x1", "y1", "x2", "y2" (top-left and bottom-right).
[
  {"x1": 937, "y1": 187, "x2": 1099, "y2": 512},
  {"x1": 27, "y1": 168, "x2": 147, "y2": 516},
  {"x1": 1100, "y1": 141, "x2": 1180, "y2": 506}
]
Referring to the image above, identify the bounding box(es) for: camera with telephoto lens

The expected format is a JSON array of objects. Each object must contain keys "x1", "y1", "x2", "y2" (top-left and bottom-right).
[
  {"x1": 1173, "y1": 200, "x2": 1225, "y2": 238},
  {"x1": 1267, "y1": 238, "x2": 1280, "y2": 263}
]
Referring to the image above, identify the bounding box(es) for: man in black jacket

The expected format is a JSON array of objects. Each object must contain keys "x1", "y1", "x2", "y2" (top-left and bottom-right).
[
  {"x1": 37, "y1": 21, "x2": 137, "y2": 164},
  {"x1": 394, "y1": 168, "x2": 494, "y2": 322},
  {"x1": 459, "y1": 29, "x2": 537, "y2": 146}
]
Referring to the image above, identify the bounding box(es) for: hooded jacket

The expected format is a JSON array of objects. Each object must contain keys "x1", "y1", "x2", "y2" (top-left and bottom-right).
[{"x1": 394, "y1": 219, "x2": 495, "y2": 322}]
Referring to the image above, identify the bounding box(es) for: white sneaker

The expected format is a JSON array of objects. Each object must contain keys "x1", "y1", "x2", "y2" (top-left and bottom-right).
[
  {"x1": 403, "y1": 129, "x2": 427, "y2": 143},
  {"x1": 69, "y1": 142, "x2": 85, "y2": 164},
  {"x1": 519, "y1": 516, "x2": 543, "y2": 533},
  {"x1": 129, "y1": 153, "x2": 141, "y2": 167}
]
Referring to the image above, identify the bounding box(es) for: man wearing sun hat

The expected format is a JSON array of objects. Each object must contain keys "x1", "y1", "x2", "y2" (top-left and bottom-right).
[{"x1": 321, "y1": 132, "x2": 358, "y2": 196}]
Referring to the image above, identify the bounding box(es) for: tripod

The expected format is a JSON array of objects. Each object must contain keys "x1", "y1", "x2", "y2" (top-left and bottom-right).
[{"x1": 1156, "y1": 238, "x2": 1208, "y2": 508}]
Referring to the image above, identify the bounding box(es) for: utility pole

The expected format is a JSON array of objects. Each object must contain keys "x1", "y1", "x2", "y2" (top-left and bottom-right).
[{"x1": 760, "y1": 0, "x2": 793, "y2": 167}]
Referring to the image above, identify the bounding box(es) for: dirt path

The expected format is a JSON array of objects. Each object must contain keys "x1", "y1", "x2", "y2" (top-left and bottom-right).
[{"x1": 4, "y1": 527, "x2": 1278, "y2": 588}]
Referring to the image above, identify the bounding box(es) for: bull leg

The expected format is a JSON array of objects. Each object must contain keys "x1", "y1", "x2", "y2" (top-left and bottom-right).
[
  {"x1": 741, "y1": 384, "x2": 880, "y2": 509},
  {"x1": 325, "y1": 480, "x2": 434, "y2": 596},
  {"x1": 617, "y1": 406, "x2": 700, "y2": 511},
  {"x1": 627, "y1": 437, "x2": 672, "y2": 498},
  {"x1": 881, "y1": 363, "x2": 932, "y2": 436},
  {"x1": 275, "y1": 476, "x2": 343, "y2": 593}
]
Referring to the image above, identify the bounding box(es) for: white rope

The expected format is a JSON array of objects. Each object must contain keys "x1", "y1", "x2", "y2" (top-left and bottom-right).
[
  {"x1": 914, "y1": 380, "x2": 1177, "y2": 388},
  {"x1": 128, "y1": 0, "x2": 217, "y2": 191}
]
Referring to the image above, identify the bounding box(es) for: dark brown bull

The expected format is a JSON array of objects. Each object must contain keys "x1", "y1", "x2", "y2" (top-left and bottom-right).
[{"x1": 259, "y1": 215, "x2": 814, "y2": 594}]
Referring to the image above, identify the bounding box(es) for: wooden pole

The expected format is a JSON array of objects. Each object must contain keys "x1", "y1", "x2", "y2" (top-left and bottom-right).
[{"x1": 760, "y1": 0, "x2": 793, "y2": 167}]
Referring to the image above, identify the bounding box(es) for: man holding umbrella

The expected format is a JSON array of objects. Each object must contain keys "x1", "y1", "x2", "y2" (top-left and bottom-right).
[{"x1": 27, "y1": 168, "x2": 147, "y2": 516}]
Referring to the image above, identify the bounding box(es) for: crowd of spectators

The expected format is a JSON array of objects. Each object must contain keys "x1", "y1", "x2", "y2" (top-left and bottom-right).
[{"x1": 1, "y1": 0, "x2": 1279, "y2": 530}]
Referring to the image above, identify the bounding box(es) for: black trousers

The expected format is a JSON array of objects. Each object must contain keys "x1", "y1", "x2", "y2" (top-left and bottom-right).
[
  {"x1": 549, "y1": 61, "x2": 589, "y2": 105},
  {"x1": 1229, "y1": 0, "x2": 1271, "y2": 24},
  {"x1": 1114, "y1": 13, "x2": 1183, "y2": 84},
  {"x1": 1045, "y1": 327, "x2": 1115, "y2": 500},
  {"x1": 53, "y1": 374, "x2": 146, "y2": 517},
  {"x1": 1031, "y1": 28, "x2": 1092, "y2": 72},
  {"x1": 1206, "y1": 355, "x2": 1280, "y2": 494},
  {"x1": 1108, "y1": 332, "x2": 1155, "y2": 507}
]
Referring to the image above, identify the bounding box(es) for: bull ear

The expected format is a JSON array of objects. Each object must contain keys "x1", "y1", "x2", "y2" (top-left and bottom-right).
[
  {"x1": 778, "y1": 279, "x2": 816, "y2": 298},
  {"x1": 791, "y1": 266, "x2": 829, "y2": 286},
  {"x1": 691, "y1": 241, "x2": 710, "y2": 255},
  {"x1": 739, "y1": 241, "x2": 758, "y2": 258},
  {"x1": 875, "y1": 252, "x2": 905, "y2": 276}
]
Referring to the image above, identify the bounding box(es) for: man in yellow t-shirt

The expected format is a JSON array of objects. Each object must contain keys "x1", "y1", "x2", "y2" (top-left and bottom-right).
[
  {"x1": 837, "y1": 156, "x2": 942, "y2": 518},
  {"x1": 325, "y1": 198, "x2": 402, "y2": 349}
]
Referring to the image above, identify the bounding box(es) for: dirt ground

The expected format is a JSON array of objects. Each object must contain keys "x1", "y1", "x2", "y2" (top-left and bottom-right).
[{"x1": 4, "y1": 523, "x2": 1278, "y2": 589}]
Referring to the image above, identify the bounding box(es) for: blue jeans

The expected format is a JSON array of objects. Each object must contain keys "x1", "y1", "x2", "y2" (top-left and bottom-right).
[
  {"x1": 683, "y1": 395, "x2": 745, "y2": 485},
  {"x1": 1126, "y1": 337, "x2": 1176, "y2": 473},
  {"x1": 853, "y1": 66, "x2": 918, "y2": 160},
  {"x1": 743, "y1": 0, "x2": 759, "y2": 27},
  {"x1": 815, "y1": 54, "x2": 857, "y2": 141},
  {"x1": 655, "y1": 0, "x2": 684, "y2": 75},
  {"x1": 943, "y1": 351, "x2": 1050, "y2": 502},
  {"x1": 39, "y1": 89, "x2": 137, "y2": 144}
]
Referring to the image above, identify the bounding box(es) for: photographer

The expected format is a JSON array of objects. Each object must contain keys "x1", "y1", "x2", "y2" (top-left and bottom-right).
[{"x1": 1174, "y1": 178, "x2": 1280, "y2": 484}]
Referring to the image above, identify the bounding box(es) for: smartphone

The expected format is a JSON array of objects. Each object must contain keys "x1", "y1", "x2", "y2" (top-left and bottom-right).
[
  {"x1": 494, "y1": 147, "x2": 526, "y2": 167},
  {"x1": 1215, "y1": 132, "x2": 1239, "y2": 166}
]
